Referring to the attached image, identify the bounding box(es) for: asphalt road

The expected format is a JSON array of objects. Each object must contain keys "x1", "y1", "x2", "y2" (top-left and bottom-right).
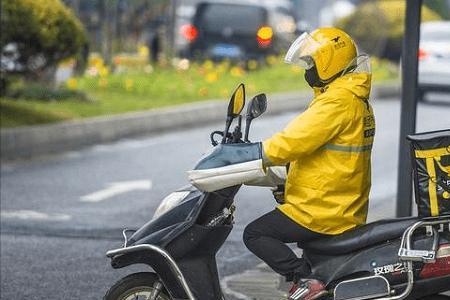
[{"x1": 1, "y1": 96, "x2": 450, "y2": 299}]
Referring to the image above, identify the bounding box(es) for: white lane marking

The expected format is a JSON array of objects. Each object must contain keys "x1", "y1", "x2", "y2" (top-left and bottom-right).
[
  {"x1": 1, "y1": 210, "x2": 72, "y2": 221},
  {"x1": 80, "y1": 180, "x2": 152, "y2": 202},
  {"x1": 90, "y1": 134, "x2": 180, "y2": 153}
]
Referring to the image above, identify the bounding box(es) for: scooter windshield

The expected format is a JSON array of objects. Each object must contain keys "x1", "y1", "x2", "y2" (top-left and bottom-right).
[
  {"x1": 153, "y1": 190, "x2": 192, "y2": 220},
  {"x1": 128, "y1": 185, "x2": 205, "y2": 247}
]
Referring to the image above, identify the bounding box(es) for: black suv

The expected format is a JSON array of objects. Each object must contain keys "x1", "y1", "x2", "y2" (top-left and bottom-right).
[{"x1": 180, "y1": 1, "x2": 296, "y2": 61}]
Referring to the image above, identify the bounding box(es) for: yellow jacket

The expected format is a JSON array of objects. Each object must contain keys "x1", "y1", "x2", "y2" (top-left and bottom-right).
[{"x1": 263, "y1": 73, "x2": 375, "y2": 235}]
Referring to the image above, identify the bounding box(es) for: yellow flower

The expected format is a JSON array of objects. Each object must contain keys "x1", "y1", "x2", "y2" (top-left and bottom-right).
[
  {"x1": 138, "y1": 46, "x2": 149, "y2": 57},
  {"x1": 199, "y1": 87, "x2": 208, "y2": 97},
  {"x1": 99, "y1": 66, "x2": 109, "y2": 77},
  {"x1": 248, "y1": 60, "x2": 258, "y2": 70},
  {"x1": 125, "y1": 79, "x2": 133, "y2": 91},
  {"x1": 98, "y1": 78, "x2": 108, "y2": 88},
  {"x1": 291, "y1": 65, "x2": 302, "y2": 73},
  {"x1": 203, "y1": 60, "x2": 214, "y2": 70},
  {"x1": 66, "y1": 78, "x2": 77, "y2": 90},
  {"x1": 266, "y1": 55, "x2": 277, "y2": 65},
  {"x1": 89, "y1": 56, "x2": 104, "y2": 68},
  {"x1": 230, "y1": 66, "x2": 245, "y2": 77},
  {"x1": 205, "y1": 72, "x2": 218, "y2": 83}
]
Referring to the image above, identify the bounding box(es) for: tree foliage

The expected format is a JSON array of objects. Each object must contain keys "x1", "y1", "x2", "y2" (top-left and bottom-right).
[
  {"x1": 0, "y1": 0, "x2": 87, "y2": 79},
  {"x1": 336, "y1": 0, "x2": 441, "y2": 61}
]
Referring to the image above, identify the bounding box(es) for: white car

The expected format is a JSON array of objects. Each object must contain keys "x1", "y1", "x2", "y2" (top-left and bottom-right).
[{"x1": 418, "y1": 21, "x2": 450, "y2": 100}]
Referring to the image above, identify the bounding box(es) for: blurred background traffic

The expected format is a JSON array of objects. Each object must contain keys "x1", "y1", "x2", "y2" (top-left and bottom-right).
[{"x1": 1, "y1": 0, "x2": 449, "y2": 128}]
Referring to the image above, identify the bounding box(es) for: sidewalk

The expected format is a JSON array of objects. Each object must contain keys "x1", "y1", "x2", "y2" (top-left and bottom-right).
[{"x1": 222, "y1": 257, "x2": 293, "y2": 300}]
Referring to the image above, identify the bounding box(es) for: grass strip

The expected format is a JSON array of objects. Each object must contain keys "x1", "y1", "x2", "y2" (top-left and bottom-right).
[{"x1": 1, "y1": 57, "x2": 398, "y2": 128}]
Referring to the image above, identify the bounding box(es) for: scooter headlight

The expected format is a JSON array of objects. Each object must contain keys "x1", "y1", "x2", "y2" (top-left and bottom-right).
[{"x1": 152, "y1": 191, "x2": 191, "y2": 220}]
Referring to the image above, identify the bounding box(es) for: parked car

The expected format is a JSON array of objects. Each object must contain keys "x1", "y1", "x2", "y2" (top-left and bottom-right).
[
  {"x1": 418, "y1": 21, "x2": 450, "y2": 100},
  {"x1": 179, "y1": 0, "x2": 297, "y2": 61},
  {"x1": 174, "y1": 1, "x2": 197, "y2": 58}
]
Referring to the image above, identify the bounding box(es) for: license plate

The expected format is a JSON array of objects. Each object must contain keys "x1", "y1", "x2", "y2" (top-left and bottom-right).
[{"x1": 210, "y1": 44, "x2": 242, "y2": 58}]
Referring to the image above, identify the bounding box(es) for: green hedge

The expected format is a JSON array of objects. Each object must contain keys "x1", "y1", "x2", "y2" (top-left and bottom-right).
[
  {"x1": 0, "y1": 0, "x2": 86, "y2": 79},
  {"x1": 336, "y1": 0, "x2": 441, "y2": 61}
]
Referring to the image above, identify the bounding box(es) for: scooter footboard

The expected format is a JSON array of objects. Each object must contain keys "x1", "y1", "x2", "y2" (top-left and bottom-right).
[
  {"x1": 177, "y1": 255, "x2": 223, "y2": 300},
  {"x1": 166, "y1": 224, "x2": 233, "y2": 299},
  {"x1": 106, "y1": 244, "x2": 194, "y2": 300}
]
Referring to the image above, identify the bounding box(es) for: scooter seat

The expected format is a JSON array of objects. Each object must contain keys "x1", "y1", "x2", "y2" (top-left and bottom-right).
[{"x1": 302, "y1": 216, "x2": 419, "y2": 255}]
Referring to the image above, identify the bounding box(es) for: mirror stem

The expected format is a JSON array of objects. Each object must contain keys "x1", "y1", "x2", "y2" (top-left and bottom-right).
[
  {"x1": 222, "y1": 117, "x2": 232, "y2": 143},
  {"x1": 232, "y1": 116, "x2": 243, "y2": 143},
  {"x1": 244, "y1": 117, "x2": 252, "y2": 142}
]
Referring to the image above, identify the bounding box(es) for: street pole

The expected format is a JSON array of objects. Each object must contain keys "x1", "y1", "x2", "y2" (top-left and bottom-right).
[
  {"x1": 168, "y1": 0, "x2": 177, "y2": 60},
  {"x1": 396, "y1": 0, "x2": 422, "y2": 217},
  {"x1": 99, "y1": 0, "x2": 112, "y2": 65}
]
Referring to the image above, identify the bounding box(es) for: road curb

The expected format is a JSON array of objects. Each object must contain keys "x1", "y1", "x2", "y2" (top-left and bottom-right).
[{"x1": 0, "y1": 84, "x2": 399, "y2": 160}]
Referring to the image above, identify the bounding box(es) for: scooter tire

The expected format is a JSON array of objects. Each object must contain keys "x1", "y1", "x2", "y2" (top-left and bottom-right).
[{"x1": 104, "y1": 272, "x2": 171, "y2": 300}]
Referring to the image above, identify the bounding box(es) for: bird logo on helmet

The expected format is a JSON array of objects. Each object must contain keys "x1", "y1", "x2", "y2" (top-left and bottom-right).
[{"x1": 284, "y1": 27, "x2": 357, "y2": 88}]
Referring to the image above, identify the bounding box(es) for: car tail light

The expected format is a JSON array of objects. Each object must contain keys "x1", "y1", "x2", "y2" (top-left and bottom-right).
[
  {"x1": 418, "y1": 48, "x2": 429, "y2": 60},
  {"x1": 257, "y1": 26, "x2": 273, "y2": 48},
  {"x1": 181, "y1": 24, "x2": 198, "y2": 42},
  {"x1": 420, "y1": 244, "x2": 450, "y2": 279}
]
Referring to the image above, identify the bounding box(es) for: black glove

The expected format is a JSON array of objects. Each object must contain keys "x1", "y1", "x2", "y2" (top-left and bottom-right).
[{"x1": 272, "y1": 185, "x2": 285, "y2": 204}]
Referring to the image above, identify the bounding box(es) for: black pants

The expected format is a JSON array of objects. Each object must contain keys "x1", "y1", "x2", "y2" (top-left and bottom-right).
[{"x1": 243, "y1": 209, "x2": 329, "y2": 281}]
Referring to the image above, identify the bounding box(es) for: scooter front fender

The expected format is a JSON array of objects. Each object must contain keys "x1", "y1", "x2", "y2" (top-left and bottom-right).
[{"x1": 106, "y1": 244, "x2": 195, "y2": 300}]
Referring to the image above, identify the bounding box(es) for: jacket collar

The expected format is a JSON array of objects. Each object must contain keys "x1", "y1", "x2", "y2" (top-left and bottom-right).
[{"x1": 312, "y1": 73, "x2": 371, "y2": 99}]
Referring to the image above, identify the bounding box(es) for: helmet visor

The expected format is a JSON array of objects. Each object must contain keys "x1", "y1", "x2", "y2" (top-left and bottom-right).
[{"x1": 284, "y1": 32, "x2": 321, "y2": 69}]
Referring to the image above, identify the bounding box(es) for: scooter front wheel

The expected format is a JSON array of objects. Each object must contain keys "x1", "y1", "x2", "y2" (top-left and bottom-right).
[{"x1": 104, "y1": 272, "x2": 171, "y2": 300}]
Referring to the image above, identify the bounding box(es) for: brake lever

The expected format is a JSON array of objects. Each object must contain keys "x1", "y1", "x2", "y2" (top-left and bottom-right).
[
  {"x1": 210, "y1": 131, "x2": 223, "y2": 146},
  {"x1": 211, "y1": 131, "x2": 235, "y2": 146}
]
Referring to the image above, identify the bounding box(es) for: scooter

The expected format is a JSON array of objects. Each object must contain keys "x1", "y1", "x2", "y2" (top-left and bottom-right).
[{"x1": 104, "y1": 84, "x2": 450, "y2": 300}]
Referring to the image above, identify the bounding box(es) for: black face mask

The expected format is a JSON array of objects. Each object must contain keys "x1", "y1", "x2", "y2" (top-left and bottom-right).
[{"x1": 304, "y1": 65, "x2": 325, "y2": 88}]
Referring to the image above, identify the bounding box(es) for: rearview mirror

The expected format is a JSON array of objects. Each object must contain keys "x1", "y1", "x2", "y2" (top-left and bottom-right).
[
  {"x1": 222, "y1": 83, "x2": 245, "y2": 143},
  {"x1": 244, "y1": 93, "x2": 267, "y2": 142},
  {"x1": 227, "y1": 83, "x2": 245, "y2": 118},
  {"x1": 247, "y1": 93, "x2": 267, "y2": 120}
]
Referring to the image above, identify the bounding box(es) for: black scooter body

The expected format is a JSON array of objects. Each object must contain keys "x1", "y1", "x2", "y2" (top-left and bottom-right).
[
  {"x1": 306, "y1": 234, "x2": 449, "y2": 286},
  {"x1": 303, "y1": 221, "x2": 450, "y2": 298},
  {"x1": 110, "y1": 186, "x2": 240, "y2": 299}
]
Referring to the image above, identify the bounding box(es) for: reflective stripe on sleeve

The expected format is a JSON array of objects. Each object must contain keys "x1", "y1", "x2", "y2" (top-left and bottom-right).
[{"x1": 323, "y1": 144, "x2": 373, "y2": 153}]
